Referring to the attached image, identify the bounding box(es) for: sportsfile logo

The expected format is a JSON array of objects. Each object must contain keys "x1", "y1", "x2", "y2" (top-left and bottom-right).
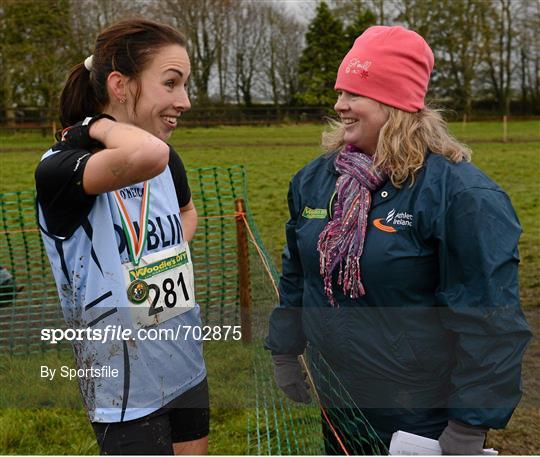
[{"x1": 373, "y1": 208, "x2": 413, "y2": 233}]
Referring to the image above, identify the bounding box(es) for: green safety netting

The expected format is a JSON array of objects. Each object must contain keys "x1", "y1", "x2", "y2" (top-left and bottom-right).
[
  {"x1": 0, "y1": 166, "x2": 246, "y2": 353},
  {"x1": 242, "y1": 210, "x2": 325, "y2": 455},
  {"x1": 0, "y1": 190, "x2": 62, "y2": 353},
  {"x1": 245, "y1": 218, "x2": 386, "y2": 455},
  {"x1": 0, "y1": 165, "x2": 384, "y2": 455}
]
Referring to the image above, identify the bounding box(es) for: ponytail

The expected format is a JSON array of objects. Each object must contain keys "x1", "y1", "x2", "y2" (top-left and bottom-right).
[{"x1": 59, "y1": 62, "x2": 102, "y2": 128}]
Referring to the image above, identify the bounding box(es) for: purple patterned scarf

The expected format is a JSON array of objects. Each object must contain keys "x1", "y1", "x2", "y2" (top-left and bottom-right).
[{"x1": 317, "y1": 145, "x2": 386, "y2": 306}]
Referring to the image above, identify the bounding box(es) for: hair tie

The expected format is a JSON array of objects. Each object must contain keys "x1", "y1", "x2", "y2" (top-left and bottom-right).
[{"x1": 84, "y1": 55, "x2": 93, "y2": 71}]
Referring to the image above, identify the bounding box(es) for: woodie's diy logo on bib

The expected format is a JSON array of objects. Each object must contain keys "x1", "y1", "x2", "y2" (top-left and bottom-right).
[
  {"x1": 123, "y1": 243, "x2": 196, "y2": 327},
  {"x1": 128, "y1": 250, "x2": 189, "y2": 282}
]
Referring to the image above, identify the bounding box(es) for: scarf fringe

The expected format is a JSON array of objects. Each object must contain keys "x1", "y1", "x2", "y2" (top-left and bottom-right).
[{"x1": 318, "y1": 146, "x2": 385, "y2": 306}]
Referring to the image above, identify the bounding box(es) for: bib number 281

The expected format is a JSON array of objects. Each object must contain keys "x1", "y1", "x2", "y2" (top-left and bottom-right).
[{"x1": 148, "y1": 271, "x2": 190, "y2": 317}]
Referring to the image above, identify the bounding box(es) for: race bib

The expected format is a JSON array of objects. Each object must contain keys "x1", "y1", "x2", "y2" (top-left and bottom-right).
[{"x1": 122, "y1": 243, "x2": 195, "y2": 328}]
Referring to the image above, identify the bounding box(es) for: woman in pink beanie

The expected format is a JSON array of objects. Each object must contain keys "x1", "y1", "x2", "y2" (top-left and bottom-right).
[{"x1": 266, "y1": 25, "x2": 530, "y2": 454}]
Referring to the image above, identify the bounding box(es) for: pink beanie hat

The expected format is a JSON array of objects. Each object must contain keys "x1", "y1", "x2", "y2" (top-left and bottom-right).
[{"x1": 334, "y1": 25, "x2": 434, "y2": 112}]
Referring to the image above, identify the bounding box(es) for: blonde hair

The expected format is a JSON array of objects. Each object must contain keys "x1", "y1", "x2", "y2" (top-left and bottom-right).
[{"x1": 321, "y1": 105, "x2": 472, "y2": 187}]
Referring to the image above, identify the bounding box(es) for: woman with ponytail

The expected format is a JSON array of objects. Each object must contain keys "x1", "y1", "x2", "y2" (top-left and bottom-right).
[
  {"x1": 35, "y1": 19, "x2": 208, "y2": 455},
  {"x1": 266, "y1": 26, "x2": 531, "y2": 455}
]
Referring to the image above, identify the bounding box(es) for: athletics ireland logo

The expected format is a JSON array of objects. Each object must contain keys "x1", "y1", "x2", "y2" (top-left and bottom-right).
[{"x1": 373, "y1": 208, "x2": 413, "y2": 233}]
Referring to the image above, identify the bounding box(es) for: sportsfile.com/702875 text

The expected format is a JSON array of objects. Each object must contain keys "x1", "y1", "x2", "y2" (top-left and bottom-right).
[{"x1": 40, "y1": 325, "x2": 242, "y2": 344}]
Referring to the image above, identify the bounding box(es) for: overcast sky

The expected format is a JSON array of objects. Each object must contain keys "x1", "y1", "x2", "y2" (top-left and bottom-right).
[{"x1": 279, "y1": 0, "x2": 318, "y2": 24}]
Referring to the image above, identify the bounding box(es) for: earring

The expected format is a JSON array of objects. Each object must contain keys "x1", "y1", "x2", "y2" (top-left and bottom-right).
[{"x1": 120, "y1": 97, "x2": 126, "y2": 104}]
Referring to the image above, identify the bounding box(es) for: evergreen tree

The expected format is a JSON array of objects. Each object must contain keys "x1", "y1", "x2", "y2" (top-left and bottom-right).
[
  {"x1": 1, "y1": 0, "x2": 75, "y2": 122},
  {"x1": 344, "y1": 8, "x2": 377, "y2": 48},
  {"x1": 296, "y1": 2, "x2": 346, "y2": 106}
]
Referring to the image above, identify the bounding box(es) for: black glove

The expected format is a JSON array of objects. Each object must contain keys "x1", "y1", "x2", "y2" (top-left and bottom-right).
[
  {"x1": 438, "y1": 420, "x2": 488, "y2": 455},
  {"x1": 58, "y1": 113, "x2": 116, "y2": 150},
  {"x1": 272, "y1": 354, "x2": 311, "y2": 404}
]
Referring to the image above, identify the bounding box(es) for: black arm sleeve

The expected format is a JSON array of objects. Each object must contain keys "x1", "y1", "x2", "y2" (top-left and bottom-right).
[
  {"x1": 35, "y1": 145, "x2": 96, "y2": 238},
  {"x1": 168, "y1": 146, "x2": 191, "y2": 208}
]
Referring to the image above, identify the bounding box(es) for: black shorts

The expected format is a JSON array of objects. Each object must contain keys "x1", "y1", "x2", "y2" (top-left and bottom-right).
[{"x1": 92, "y1": 377, "x2": 209, "y2": 455}]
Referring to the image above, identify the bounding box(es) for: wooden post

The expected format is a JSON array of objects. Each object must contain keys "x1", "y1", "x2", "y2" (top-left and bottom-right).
[
  {"x1": 503, "y1": 115, "x2": 508, "y2": 143},
  {"x1": 235, "y1": 198, "x2": 252, "y2": 343}
]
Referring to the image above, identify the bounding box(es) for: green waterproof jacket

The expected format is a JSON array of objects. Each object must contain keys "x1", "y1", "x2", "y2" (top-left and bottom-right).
[{"x1": 266, "y1": 151, "x2": 531, "y2": 444}]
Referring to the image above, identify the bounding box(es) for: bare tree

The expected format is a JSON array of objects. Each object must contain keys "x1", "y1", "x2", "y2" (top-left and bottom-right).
[
  {"x1": 528, "y1": 1, "x2": 540, "y2": 108},
  {"x1": 69, "y1": 0, "x2": 144, "y2": 56},
  {"x1": 429, "y1": 0, "x2": 488, "y2": 118},
  {"x1": 156, "y1": 0, "x2": 232, "y2": 104},
  {"x1": 265, "y1": 6, "x2": 305, "y2": 106},
  {"x1": 395, "y1": 0, "x2": 439, "y2": 38},
  {"x1": 214, "y1": 7, "x2": 232, "y2": 103},
  {"x1": 230, "y1": 1, "x2": 268, "y2": 106},
  {"x1": 513, "y1": 0, "x2": 540, "y2": 112},
  {"x1": 480, "y1": 0, "x2": 516, "y2": 115}
]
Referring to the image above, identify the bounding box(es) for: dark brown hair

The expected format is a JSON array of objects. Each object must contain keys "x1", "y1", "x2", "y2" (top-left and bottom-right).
[{"x1": 59, "y1": 18, "x2": 187, "y2": 128}]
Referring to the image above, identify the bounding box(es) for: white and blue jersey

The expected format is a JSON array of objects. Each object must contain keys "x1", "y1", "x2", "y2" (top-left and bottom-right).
[{"x1": 36, "y1": 143, "x2": 206, "y2": 423}]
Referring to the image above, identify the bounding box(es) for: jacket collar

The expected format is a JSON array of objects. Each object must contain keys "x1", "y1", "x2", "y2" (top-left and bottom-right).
[
  {"x1": 326, "y1": 151, "x2": 340, "y2": 175},
  {"x1": 326, "y1": 150, "x2": 398, "y2": 206},
  {"x1": 326, "y1": 148, "x2": 431, "y2": 206}
]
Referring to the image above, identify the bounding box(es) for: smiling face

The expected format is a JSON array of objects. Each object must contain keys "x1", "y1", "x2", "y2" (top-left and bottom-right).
[
  {"x1": 125, "y1": 44, "x2": 191, "y2": 141},
  {"x1": 334, "y1": 91, "x2": 389, "y2": 155}
]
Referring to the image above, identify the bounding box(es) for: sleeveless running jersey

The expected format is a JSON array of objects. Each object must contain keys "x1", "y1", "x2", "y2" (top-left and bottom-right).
[{"x1": 38, "y1": 148, "x2": 206, "y2": 423}]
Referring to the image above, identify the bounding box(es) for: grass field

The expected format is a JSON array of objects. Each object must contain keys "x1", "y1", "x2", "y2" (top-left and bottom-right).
[
  {"x1": 0, "y1": 120, "x2": 539, "y2": 454},
  {"x1": 0, "y1": 341, "x2": 254, "y2": 455},
  {"x1": 1, "y1": 121, "x2": 538, "y2": 306}
]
